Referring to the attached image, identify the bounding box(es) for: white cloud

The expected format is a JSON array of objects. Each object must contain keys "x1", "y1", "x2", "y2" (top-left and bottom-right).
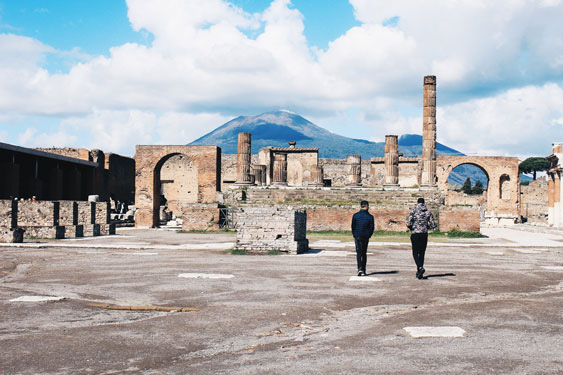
[
  {"x1": 17, "y1": 127, "x2": 78, "y2": 149},
  {"x1": 0, "y1": 0, "x2": 562, "y2": 157}
]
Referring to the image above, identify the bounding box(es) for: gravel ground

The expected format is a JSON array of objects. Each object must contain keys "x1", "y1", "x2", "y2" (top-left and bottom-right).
[{"x1": 1, "y1": 227, "x2": 562, "y2": 374}]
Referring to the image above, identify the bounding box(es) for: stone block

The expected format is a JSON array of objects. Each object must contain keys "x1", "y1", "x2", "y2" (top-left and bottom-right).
[
  {"x1": 0, "y1": 227, "x2": 23, "y2": 243},
  {"x1": 22, "y1": 226, "x2": 65, "y2": 240},
  {"x1": 84, "y1": 224, "x2": 101, "y2": 237}
]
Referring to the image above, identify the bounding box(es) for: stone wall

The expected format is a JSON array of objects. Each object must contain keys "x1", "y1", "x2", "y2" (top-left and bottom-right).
[
  {"x1": 106, "y1": 153, "x2": 135, "y2": 204},
  {"x1": 242, "y1": 187, "x2": 445, "y2": 207},
  {"x1": 445, "y1": 190, "x2": 486, "y2": 207},
  {"x1": 35, "y1": 147, "x2": 91, "y2": 161},
  {"x1": 180, "y1": 204, "x2": 222, "y2": 231},
  {"x1": 521, "y1": 178, "x2": 548, "y2": 223},
  {"x1": 135, "y1": 145, "x2": 221, "y2": 228},
  {"x1": 306, "y1": 206, "x2": 411, "y2": 232},
  {"x1": 17, "y1": 201, "x2": 59, "y2": 226},
  {"x1": 235, "y1": 205, "x2": 308, "y2": 253},
  {"x1": 438, "y1": 207, "x2": 481, "y2": 232},
  {"x1": 0, "y1": 199, "x2": 112, "y2": 242},
  {"x1": 320, "y1": 159, "x2": 372, "y2": 186}
]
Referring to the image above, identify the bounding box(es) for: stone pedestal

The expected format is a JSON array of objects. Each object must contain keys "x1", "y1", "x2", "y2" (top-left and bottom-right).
[
  {"x1": 272, "y1": 154, "x2": 288, "y2": 186},
  {"x1": 384, "y1": 135, "x2": 399, "y2": 186},
  {"x1": 235, "y1": 132, "x2": 253, "y2": 185},
  {"x1": 346, "y1": 155, "x2": 362, "y2": 187},
  {"x1": 421, "y1": 75, "x2": 437, "y2": 186}
]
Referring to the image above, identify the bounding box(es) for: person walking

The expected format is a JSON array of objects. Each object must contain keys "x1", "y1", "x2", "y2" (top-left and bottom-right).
[
  {"x1": 406, "y1": 197, "x2": 436, "y2": 279},
  {"x1": 351, "y1": 200, "x2": 375, "y2": 276}
]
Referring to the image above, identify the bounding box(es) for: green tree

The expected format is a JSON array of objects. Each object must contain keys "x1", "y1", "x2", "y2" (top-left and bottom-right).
[
  {"x1": 472, "y1": 180, "x2": 484, "y2": 195},
  {"x1": 462, "y1": 177, "x2": 472, "y2": 194},
  {"x1": 519, "y1": 157, "x2": 550, "y2": 180}
]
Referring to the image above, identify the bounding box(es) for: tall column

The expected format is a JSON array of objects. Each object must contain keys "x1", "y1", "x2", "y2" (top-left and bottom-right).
[
  {"x1": 384, "y1": 135, "x2": 399, "y2": 186},
  {"x1": 421, "y1": 75, "x2": 437, "y2": 186},
  {"x1": 236, "y1": 132, "x2": 253, "y2": 185},
  {"x1": 272, "y1": 154, "x2": 288, "y2": 185},
  {"x1": 309, "y1": 166, "x2": 324, "y2": 187},
  {"x1": 346, "y1": 155, "x2": 362, "y2": 187}
]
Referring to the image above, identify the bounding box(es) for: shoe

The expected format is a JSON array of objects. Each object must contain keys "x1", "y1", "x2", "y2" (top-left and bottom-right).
[
  {"x1": 358, "y1": 271, "x2": 362, "y2": 276},
  {"x1": 417, "y1": 268, "x2": 425, "y2": 279},
  {"x1": 362, "y1": 270, "x2": 367, "y2": 276}
]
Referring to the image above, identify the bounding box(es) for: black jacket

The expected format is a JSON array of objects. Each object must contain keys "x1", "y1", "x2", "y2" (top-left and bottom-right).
[{"x1": 351, "y1": 209, "x2": 375, "y2": 238}]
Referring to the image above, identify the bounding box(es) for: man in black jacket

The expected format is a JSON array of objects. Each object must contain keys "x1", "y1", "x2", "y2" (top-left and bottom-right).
[{"x1": 351, "y1": 200, "x2": 375, "y2": 276}]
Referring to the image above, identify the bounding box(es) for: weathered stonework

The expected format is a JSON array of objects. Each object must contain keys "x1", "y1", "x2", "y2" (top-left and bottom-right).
[
  {"x1": 436, "y1": 156, "x2": 520, "y2": 220},
  {"x1": 235, "y1": 206, "x2": 308, "y2": 253},
  {"x1": 135, "y1": 145, "x2": 221, "y2": 228},
  {"x1": 272, "y1": 153, "x2": 288, "y2": 185},
  {"x1": 421, "y1": 75, "x2": 437, "y2": 186},
  {"x1": 236, "y1": 133, "x2": 253, "y2": 185},
  {"x1": 346, "y1": 155, "x2": 362, "y2": 187},
  {"x1": 520, "y1": 178, "x2": 548, "y2": 223},
  {"x1": 547, "y1": 143, "x2": 562, "y2": 227},
  {"x1": 384, "y1": 135, "x2": 399, "y2": 186},
  {"x1": 180, "y1": 204, "x2": 222, "y2": 231}
]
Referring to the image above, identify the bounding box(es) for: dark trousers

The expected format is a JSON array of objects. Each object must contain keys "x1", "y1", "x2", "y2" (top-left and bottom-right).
[
  {"x1": 354, "y1": 237, "x2": 369, "y2": 272},
  {"x1": 410, "y1": 233, "x2": 428, "y2": 269}
]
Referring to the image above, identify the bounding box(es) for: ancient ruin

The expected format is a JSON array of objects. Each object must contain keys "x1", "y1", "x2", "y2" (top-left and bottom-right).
[{"x1": 547, "y1": 142, "x2": 562, "y2": 227}]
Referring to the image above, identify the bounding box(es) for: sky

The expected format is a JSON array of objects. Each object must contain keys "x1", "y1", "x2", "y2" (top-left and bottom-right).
[{"x1": 0, "y1": 0, "x2": 562, "y2": 158}]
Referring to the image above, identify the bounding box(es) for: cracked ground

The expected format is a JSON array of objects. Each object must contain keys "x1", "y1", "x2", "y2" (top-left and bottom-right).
[{"x1": 1, "y1": 228, "x2": 562, "y2": 374}]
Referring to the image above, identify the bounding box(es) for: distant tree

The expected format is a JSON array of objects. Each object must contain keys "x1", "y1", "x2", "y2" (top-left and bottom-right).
[
  {"x1": 462, "y1": 177, "x2": 472, "y2": 194},
  {"x1": 472, "y1": 180, "x2": 484, "y2": 195},
  {"x1": 519, "y1": 157, "x2": 550, "y2": 180}
]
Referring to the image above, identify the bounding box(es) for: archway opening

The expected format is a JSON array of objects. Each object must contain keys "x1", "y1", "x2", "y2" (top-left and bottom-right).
[
  {"x1": 499, "y1": 174, "x2": 511, "y2": 200},
  {"x1": 154, "y1": 153, "x2": 198, "y2": 226},
  {"x1": 447, "y1": 163, "x2": 489, "y2": 193}
]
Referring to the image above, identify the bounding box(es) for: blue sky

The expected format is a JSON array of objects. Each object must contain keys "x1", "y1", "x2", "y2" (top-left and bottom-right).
[{"x1": 0, "y1": 0, "x2": 561, "y2": 157}]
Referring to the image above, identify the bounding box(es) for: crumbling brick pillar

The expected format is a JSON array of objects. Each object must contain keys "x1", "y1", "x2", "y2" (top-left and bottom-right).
[
  {"x1": 346, "y1": 155, "x2": 362, "y2": 186},
  {"x1": 272, "y1": 154, "x2": 288, "y2": 186},
  {"x1": 309, "y1": 166, "x2": 324, "y2": 187},
  {"x1": 421, "y1": 75, "x2": 437, "y2": 186},
  {"x1": 235, "y1": 132, "x2": 253, "y2": 185},
  {"x1": 384, "y1": 135, "x2": 399, "y2": 186}
]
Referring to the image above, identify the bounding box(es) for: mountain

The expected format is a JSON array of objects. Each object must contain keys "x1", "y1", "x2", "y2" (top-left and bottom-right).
[
  {"x1": 189, "y1": 110, "x2": 493, "y2": 186},
  {"x1": 190, "y1": 110, "x2": 463, "y2": 159}
]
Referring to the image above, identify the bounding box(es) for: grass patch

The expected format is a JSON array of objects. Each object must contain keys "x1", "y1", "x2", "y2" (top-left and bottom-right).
[
  {"x1": 230, "y1": 249, "x2": 247, "y2": 255},
  {"x1": 267, "y1": 250, "x2": 282, "y2": 255},
  {"x1": 446, "y1": 229, "x2": 485, "y2": 238},
  {"x1": 308, "y1": 229, "x2": 483, "y2": 238},
  {"x1": 177, "y1": 229, "x2": 235, "y2": 234}
]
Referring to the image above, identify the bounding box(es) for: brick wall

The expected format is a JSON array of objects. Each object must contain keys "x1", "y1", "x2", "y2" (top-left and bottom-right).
[
  {"x1": 438, "y1": 207, "x2": 481, "y2": 232},
  {"x1": 235, "y1": 206, "x2": 308, "y2": 253},
  {"x1": 520, "y1": 178, "x2": 548, "y2": 223},
  {"x1": 180, "y1": 204, "x2": 221, "y2": 231}
]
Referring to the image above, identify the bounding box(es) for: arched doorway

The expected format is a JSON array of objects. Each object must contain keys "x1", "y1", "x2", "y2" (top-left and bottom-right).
[
  {"x1": 445, "y1": 163, "x2": 489, "y2": 210},
  {"x1": 154, "y1": 153, "x2": 198, "y2": 226}
]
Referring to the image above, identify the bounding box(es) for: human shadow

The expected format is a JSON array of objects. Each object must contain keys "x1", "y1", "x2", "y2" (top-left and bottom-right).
[
  {"x1": 423, "y1": 273, "x2": 456, "y2": 279},
  {"x1": 366, "y1": 270, "x2": 399, "y2": 276}
]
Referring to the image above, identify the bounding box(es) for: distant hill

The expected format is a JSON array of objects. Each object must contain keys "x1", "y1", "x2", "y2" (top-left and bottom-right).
[
  {"x1": 190, "y1": 110, "x2": 463, "y2": 159},
  {"x1": 189, "y1": 110, "x2": 501, "y2": 187}
]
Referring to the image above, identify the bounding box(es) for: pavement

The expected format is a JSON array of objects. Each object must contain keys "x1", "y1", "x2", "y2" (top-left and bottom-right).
[{"x1": 1, "y1": 226, "x2": 562, "y2": 374}]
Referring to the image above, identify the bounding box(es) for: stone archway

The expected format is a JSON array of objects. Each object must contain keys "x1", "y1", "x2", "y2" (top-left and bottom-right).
[
  {"x1": 158, "y1": 154, "x2": 198, "y2": 219},
  {"x1": 135, "y1": 145, "x2": 221, "y2": 228},
  {"x1": 436, "y1": 156, "x2": 520, "y2": 218},
  {"x1": 444, "y1": 162, "x2": 489, "y2": 207}
]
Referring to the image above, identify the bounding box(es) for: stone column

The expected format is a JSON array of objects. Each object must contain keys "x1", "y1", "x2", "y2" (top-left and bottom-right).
[
  {"x1": 346, "y1": 155, "x2": 362, "y2": 187},
  {"x1": 384, "y1": 135, "x2": 399, "y2": 186},
  {"x1": 272, "y1": 154, "x2": 288, "y2": 185},
  {"x1": 235, "y1": 132, "x2": 253, "y2": 185},
  {"x1": 421, "y1": 75, "x2": 437, "y2": 186},
  {"x1": 309, "y1": 166, "x2": 324, "y2": 187}
]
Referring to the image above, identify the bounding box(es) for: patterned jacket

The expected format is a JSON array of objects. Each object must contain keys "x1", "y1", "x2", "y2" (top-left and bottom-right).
[{"x1": 406, "y1": 203, "x2": 436, "y2": 234}]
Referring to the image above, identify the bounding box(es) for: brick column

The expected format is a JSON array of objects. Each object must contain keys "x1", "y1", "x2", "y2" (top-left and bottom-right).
[
  {"x1": 309, "y1": 166, "x2": 324, "y2": 187},
  {"x1": 421, "y1": 75, "x2": 437, "y2": 186},
  {"x1": 236, "y1": 132, "x2": 253, "y2": 185},
  {"x1": 272, "y1": 154, "x2": 288, "y2": 185},
  {"x1": 346, "y1": 155, "x2": 362, "y2": 186},
  {"x1": 384, "y1": 135, "x2": 399, "y2": 186}
]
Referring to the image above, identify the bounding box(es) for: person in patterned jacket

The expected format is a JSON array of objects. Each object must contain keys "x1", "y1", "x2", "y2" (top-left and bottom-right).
[{"x1": 406, "y1": 197, "x2": 436, "y2": 279}]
